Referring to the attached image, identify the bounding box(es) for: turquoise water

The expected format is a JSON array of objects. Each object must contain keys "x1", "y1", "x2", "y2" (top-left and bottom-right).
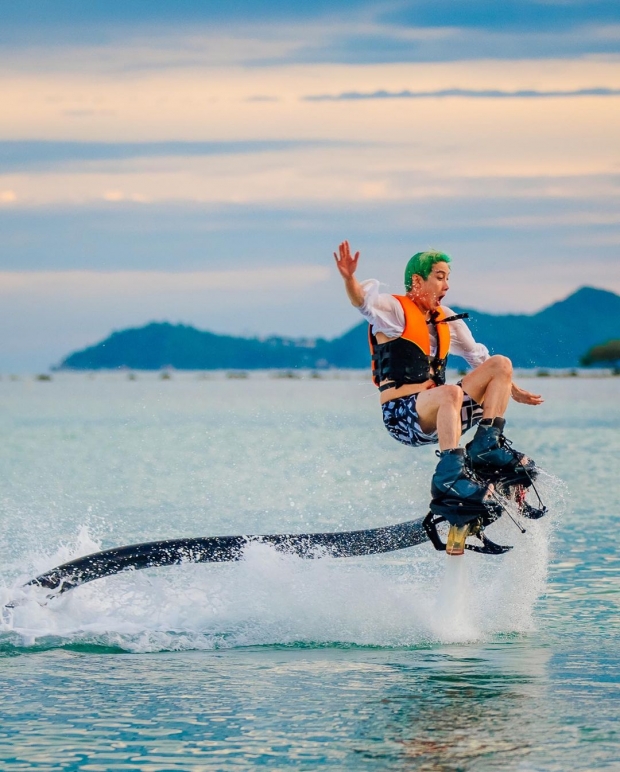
[{"x1": 0, "y1": 373, "x2": 618, "y2": 770}]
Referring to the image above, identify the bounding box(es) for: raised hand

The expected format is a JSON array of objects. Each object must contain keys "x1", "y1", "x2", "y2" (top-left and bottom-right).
[{"x1": 334, "y1": 240, "x2": 360, "y2": 280}]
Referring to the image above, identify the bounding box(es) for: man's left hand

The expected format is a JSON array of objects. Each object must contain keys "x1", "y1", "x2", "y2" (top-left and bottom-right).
[{"x1": 511, "y1": 383, "x2": 544, "y2": 405}]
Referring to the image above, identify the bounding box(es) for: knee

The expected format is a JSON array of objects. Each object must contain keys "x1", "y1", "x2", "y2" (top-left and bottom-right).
[
  {"x1": 441, "y1": 384, "x2": 464, "y2": 407},
  {"x1": 488, "y1": 355, "x2": 513, "y2": 378}
]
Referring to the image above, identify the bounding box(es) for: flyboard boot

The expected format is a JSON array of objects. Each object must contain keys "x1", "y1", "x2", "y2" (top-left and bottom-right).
[
  {"x1": 466, "y1": 417, "x2": 547, "y2": 520},
  {"x1": 429, "y1": 448, "x2": 495, "y2": 556},
  {"x1": 466, "y1": 417, "x2": 536, "y2": 488}
]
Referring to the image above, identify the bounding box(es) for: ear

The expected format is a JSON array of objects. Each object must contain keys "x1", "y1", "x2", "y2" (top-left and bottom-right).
[{"x1": 411, "y1": 274, "x2": 423, "y2": 291}]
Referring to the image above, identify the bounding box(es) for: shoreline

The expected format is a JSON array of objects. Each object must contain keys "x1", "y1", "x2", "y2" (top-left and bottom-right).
[{"x1": 1, "y1": 367, "x2": 618, "y2": 382}]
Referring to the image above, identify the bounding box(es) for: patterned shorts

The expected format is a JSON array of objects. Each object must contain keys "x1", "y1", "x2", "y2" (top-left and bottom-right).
[{"x1": 381, "y1": 382, "x2": 483, "y2": 447}]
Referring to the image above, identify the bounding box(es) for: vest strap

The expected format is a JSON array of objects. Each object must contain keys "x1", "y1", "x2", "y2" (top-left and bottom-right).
[
  {"x1": 433, "y1": 312, "x2": 469, "y2": 324},
  {"x1": 378, "y1": 381, "x2": 397, "y2": 392}
]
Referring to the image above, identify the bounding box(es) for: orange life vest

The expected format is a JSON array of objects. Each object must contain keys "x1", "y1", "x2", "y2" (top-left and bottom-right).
[{"x1": 369, "y1": 296, "x2": 451, "y2": 390}]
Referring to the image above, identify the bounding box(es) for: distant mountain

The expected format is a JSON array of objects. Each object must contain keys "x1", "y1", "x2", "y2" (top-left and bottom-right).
[
  {"x1": 450, "y1": 286, "x2": 620, "y2": 368},
  {"x1": 58, "y1": 324, "x2": 333, "y2": 371},
  {"x1": 57, "y1": 286, "x2": 620, "y2": 371}
]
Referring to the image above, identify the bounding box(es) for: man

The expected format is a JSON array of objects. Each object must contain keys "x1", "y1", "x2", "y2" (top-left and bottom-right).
[{"x1": 334, "y1": 241, "x2": 543, "y2": 548}]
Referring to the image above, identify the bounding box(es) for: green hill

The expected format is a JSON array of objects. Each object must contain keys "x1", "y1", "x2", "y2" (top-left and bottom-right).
[
  {"x1": 451, "y1": 286, "x2": 620, "y2": 368},
  {"x1": 58, "y1": 324, "x2": 333, "y2": 371},
  {"x1": 57, "y1": 286, "x2": 620, "y2": 371}
]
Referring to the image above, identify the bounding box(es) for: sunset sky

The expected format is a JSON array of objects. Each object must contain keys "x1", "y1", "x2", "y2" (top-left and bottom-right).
[{"x1": 1, "y1": 1, "x2": 619, "y2": 370}]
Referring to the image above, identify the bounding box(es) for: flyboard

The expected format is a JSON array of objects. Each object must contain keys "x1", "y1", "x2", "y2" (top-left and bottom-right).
[{"x1": 16, "y1": 475, "x2": 547, "y2": 600}]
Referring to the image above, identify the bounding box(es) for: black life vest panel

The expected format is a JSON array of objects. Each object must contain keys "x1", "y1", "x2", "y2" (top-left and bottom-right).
[{"x1": 369, "y1": 297, "x2": 451, "y2": 390}]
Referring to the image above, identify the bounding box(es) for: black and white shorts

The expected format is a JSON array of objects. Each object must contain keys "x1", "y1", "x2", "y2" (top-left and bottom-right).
[{"x1": 381, "y1": 382, "x2": 483, "y2": 447}]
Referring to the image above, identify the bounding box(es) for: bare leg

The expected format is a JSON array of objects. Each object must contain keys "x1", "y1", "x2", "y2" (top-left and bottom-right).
[
  {"x1": 419, "y1": 385, "x2": 495, "y2": 517},
  {"x1": 460, "y1": 355, "x2": 512, "y2": 418},
  {"x1": 462, "y1": 355, "x2": 532, "y2": 469},
  {"x1": 415, "y1": 384, "x2": 464, "y2": 451}
]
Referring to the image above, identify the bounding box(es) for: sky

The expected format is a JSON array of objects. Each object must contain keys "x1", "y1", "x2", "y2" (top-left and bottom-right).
[{"x1": 1, "y1": 0, "x2": 619, "y2": 371}]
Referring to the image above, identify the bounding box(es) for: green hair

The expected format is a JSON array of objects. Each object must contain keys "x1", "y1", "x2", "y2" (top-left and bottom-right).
[{"x1": 404, "y1": 250, "x2": 451, "y2": 290}]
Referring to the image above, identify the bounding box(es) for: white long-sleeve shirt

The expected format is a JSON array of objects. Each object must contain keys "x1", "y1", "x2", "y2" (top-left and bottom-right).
[{"x1": 359, "y1": 279, "x2": 490, "y2": 369}]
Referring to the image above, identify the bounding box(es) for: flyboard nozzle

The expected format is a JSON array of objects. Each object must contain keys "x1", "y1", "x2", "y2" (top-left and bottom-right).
[{"x1": 445, "y1": 523, "x2": 471, "y2": 556}]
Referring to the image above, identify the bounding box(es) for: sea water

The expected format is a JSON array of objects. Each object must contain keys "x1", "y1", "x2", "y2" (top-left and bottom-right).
[{"x1": 0, "y1": 372, "x2": 618, "y2": 770}]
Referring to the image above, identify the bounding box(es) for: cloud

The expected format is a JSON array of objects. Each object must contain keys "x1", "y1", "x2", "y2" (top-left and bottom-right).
[
  {"x1": 102, "y1": 190, "x2": 125, "y2": 202},
  {"x1": 2, "y1": 1, "x2": 619, "y2": 46},
  {"x1": 382, "y1": 0, "x2": 620, "y2": 34},
  {"x1": 0, "y1": 0, "x2": 366, "y2": 37},
  {"x1": 0, "y1": 190, "x2": 17, "y2": 203},
  {"x1": 0, "y1": 266, "x2": 330, "y2": 297},
  {"x1": 0, "y1": 140, "x2": 336, "y2": 173},
  {"x1": 1, "y1": 5, "x2": 619, "y2": 72},
  {"x1": 568, "y1": 232, "x2": 620, "y2": 245},
  {"x1": 63, "y1": 109, "x2": 116, "y2": 117},
  {"x1": 474, "y1": 212, "x2": 620, "y2": 227},
  {"x1": 1, "y1": 151, "x2": 618, "y2": 210},
  {"x1": 279, "y1": 26, "x2": 620, "y2": 67},
  {"x1": 305, "y1": 87, "x2": 620, "y2": 100}
]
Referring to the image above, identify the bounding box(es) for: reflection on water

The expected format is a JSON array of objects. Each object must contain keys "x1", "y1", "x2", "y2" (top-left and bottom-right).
[
  {"x1": 1, "y1": 640, "x2": 617, "y2": 770},
  {"x1": 358, "y1": 651, "x2": 542, "y2": 771},
  {"x1": 0, "y1": 645, "x2": 551, "y2": 771}
]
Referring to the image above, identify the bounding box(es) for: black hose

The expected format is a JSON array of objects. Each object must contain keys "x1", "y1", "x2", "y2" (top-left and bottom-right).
[{"x1": 25, "y1": 517, "x2": 430, "y2": 595}]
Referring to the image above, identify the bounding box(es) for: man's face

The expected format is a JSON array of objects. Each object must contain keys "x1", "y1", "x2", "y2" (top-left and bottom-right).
[{"x1": 409, "y1": 262, "x2": 450, "y2": 311}]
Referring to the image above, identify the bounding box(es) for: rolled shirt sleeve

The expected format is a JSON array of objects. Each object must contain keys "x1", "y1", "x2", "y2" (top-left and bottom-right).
[
  {"x1": 444, "y1": 306, "x2": 490, "y2": 368},
  {"x1": 358, "y1": 279, "x2": 405, "y2": 337}
]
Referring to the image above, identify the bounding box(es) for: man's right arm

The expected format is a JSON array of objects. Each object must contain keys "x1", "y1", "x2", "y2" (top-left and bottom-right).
[{"x1": 334, "y1": 240, "x2": 364, "y2": 307}]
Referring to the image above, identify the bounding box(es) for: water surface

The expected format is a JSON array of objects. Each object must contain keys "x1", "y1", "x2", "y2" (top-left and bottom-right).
[{"x1": 0, "y1": 373, "x2": 618, "y2": 770}]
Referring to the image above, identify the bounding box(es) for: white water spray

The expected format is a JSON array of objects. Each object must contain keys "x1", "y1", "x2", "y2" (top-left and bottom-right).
[{"x1": 0, "y1": 474, "x2": 560, "y2": 653}]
